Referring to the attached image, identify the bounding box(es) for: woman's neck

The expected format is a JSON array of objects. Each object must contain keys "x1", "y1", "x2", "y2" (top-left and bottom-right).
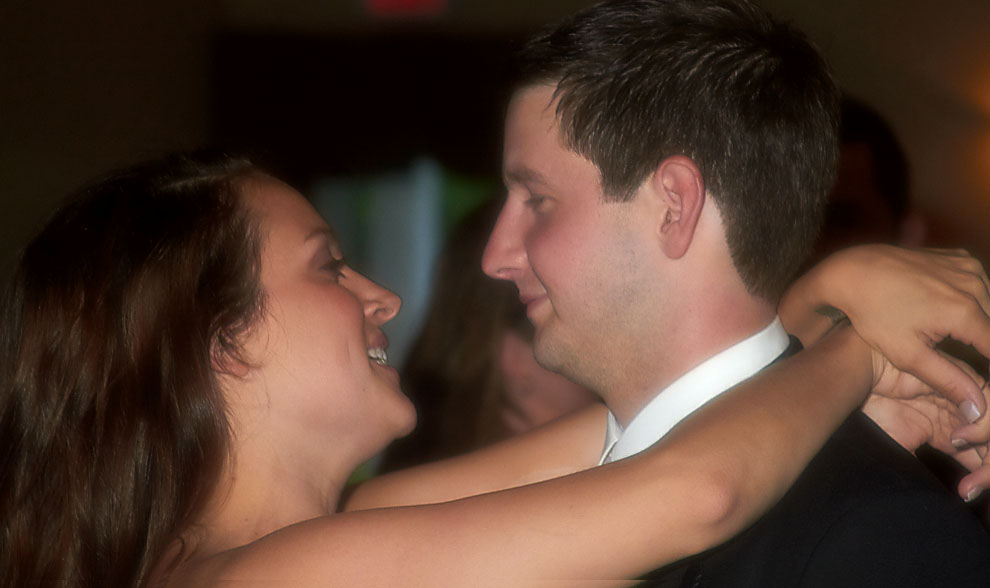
[{"x1": 181, "y1": 432, "x2": 358, "y2": 560}]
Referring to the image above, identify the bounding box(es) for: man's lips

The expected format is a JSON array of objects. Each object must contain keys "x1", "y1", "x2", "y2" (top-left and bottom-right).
[
  {"x1": 519, "y1": 292, "x2": 544, "y2": 305},
  {"x1": 520, "y1": 293, "x2": 549, "y2": 319}
]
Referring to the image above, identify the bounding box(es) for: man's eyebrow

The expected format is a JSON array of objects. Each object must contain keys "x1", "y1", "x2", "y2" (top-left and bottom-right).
[{"x1": 504, "y1": 167, "x2": 550, "y2": 188}]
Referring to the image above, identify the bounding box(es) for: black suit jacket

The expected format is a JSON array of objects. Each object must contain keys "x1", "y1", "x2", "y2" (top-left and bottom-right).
[{"x1": 638, "y1": 342, "x2": 990, "y2": 587}]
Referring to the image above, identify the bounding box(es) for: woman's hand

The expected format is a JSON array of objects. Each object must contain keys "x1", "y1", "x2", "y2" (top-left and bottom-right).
[
  {"x1": 781, "y1": 245, "x2": 990, "y2": 420},
  {"x1": 864, "y1": 350, "x2": 989, "y2": 502}
]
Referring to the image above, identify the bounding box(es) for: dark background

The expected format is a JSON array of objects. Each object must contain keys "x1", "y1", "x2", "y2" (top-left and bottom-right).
[{"x1": 3, "y1": 0, "x2": 989, "y2": 276}]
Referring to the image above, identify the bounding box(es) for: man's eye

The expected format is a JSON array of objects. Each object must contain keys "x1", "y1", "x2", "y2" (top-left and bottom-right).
[{"x1": 526, "y1": 196, "x2": 549, "y2": 211}]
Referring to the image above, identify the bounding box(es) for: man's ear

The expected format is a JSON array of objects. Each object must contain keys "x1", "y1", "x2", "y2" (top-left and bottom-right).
[{"x1": 652, "y1": 155, "x2": 706, "y2": 259}]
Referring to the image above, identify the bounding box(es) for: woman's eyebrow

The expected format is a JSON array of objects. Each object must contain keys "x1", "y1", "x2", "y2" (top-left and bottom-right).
[
  {"x1": 303, "y1": 227, "x2": 344, "y2": 258},
  {"x1": 304, "y1": 227, "x2": 340, "y2": 246},
  {"x1": 304, "y1": 227, "x2": 330, "y2": 241}
]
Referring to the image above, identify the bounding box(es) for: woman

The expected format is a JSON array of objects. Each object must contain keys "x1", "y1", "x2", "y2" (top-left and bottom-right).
[{"x1": 1, "y1": 152, "x2": 985, "y2": 587}]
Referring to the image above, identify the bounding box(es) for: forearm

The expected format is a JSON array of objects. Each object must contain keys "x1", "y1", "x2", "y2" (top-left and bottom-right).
[
  {"x1": 280, "y1": 330, "x2": 876, "y2": 586},
  {"x1": 344, "y1": 402, "x2": 607, "y2": 511},
  {"x1": 351, "y1": 328, "x2": 874, "y2": 555},
  {"x1": 782, "y1": 244, "x2": 990, "y2": 442},
  {"x1": 778, "y1": 252, "x2": 851, "y2": 346},
  {"x1": 471, "y1": 326, "x2": 880, "y2": 576},
  {"x1": 414, "y1": 327, "x2": 879, "y2": 578}
]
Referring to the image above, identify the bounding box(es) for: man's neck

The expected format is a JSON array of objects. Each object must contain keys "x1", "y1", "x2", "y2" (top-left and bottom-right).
[
  {"x1": 604, "y1": 298, "x2": 777, "y2": 427},
  {"x1": 599, "y1": 311, "x2": 788, "y2": 465}
]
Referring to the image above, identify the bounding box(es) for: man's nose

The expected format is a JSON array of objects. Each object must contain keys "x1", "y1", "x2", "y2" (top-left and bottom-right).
[{"x1": 482, "y1": 202, "x2": 525, "y2": 281}]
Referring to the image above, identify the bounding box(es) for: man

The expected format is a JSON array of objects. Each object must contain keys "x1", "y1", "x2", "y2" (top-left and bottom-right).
[{"x1": 482, "y1": 0, "x2": 990, "y2": 584}]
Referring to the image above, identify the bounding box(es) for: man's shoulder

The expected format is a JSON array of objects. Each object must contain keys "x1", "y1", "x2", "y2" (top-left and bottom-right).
[
  {"x1": 794, "y1": 410, "x2": 950, "y2": 505},
  {"x1": 737, "y1": 410, "x2": 979, "y2": 527},
  {"x1": 766, "y1": 411, "x2": 990, "y2": 585},
  {"x1": 639, "y1": 411, "x2": 990, "y2": 587},
  {"x1": 779, "y1": 410, "x2": 986, "y2": 536}
]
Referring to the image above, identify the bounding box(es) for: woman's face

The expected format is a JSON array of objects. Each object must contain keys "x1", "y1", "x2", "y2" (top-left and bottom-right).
[{"x1": 236, "y1": 175, "x2": 415, "y2": 459}]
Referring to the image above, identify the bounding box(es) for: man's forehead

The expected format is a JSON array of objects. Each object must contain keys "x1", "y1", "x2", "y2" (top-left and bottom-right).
[
  {"x1": 507, "y1": 84, "x2": 562, "y2": 129},
  {"x1": 503, "y1": 85, "x2": 587, "y2": 173}
]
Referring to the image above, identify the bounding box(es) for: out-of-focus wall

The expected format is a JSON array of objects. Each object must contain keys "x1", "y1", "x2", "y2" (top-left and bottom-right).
[
  {"x1": 763, "y1": 0, "x2": 990, "y2": 255},
  {"x1": 3, "y1": 0, "x2": 989, "y2": 280},
  {"x1": 218, "y1": 0, "x2": 597, "y2": 32},
  {"x1": 219, "y1": 0, "x2": 990, "y2": 261},
  {"x1": 0, "y1": 0, "x2": 217, "y2": 277}
]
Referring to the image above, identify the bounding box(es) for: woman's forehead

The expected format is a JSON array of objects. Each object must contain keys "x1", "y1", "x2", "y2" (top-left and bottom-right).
[{"x1": 241, "y1": 175, "x2": 336, "y2": 243}]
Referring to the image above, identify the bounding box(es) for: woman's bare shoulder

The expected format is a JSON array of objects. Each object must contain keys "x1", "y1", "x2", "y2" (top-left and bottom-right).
[{"x1": 154, "y1": 510, "x2": 438, "y2": 587}]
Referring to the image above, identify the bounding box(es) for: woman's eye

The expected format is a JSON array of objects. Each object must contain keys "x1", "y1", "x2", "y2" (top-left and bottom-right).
[{"x1": 322, "y1": 257, "x2": 347, "y2": 280}]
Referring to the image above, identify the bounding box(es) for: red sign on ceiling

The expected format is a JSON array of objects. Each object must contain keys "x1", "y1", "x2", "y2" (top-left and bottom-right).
[{"x1": 365, "y1": 0, "x2": 447, "y2": 17}]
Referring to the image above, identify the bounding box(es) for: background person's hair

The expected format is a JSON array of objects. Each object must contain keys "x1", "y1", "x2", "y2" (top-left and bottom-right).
[
  {"x1": 0, "y1": 152, "x2": 264, "y2": 587},
  {"x1": 382, "y1": 199, "x2": 525, "y2": 471},
  {"x1": 516, "y1": 0, "x2": 840, "y2": 301},
  {"x1": 838, "y1": 95, "x2": 911, "y2": 222}
]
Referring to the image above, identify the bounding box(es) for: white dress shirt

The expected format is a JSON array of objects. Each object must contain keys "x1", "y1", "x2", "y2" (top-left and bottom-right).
[{"x1": 600, "y1": 316, "x2": 790, "y2": 464}]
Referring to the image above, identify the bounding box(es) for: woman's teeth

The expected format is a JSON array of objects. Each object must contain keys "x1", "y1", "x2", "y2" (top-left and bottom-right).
[{"x1": 368, "y1": 347, "x2": 388, "y2": 366}]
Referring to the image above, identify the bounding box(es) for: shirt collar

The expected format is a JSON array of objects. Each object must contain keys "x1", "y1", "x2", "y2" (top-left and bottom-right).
[{"x1": 600, "y1": 316, "x2": 790, "y2": 464}]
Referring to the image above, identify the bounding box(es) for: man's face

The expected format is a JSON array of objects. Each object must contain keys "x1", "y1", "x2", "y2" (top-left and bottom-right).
[{"x1": 482, "y1": 85, "x2": 664, "y2": 395}]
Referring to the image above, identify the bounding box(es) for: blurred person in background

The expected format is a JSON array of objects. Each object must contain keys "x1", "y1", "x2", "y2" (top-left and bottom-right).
[
  {"x1": 818, "y1": 95, "x2": 990, "y2": 526},
  {"x1": 382, "y1": 199, "x2": 599, "y2": 472},
  {"x1": 812, "y1": 95, "x2": 927, "y2": 261}
]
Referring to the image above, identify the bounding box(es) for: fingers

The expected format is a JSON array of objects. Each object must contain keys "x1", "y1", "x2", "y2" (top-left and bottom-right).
[
  {"x1": 940, "y1": 301, "x2": 990, "y2": 362},
  {"x1": 822, "y1": 245, "x2": 990, "y2": 417},
  {"x1": 950, "y1": 377, "x2": 989, "y2": 453},
  {"x1": 950, "y1": 379, "x2": 989, "y2": 496},
  {"x1": 955, "y1": 253, "x2": 990, "y2": 309},
  {"x1": 898, "y1": 246, "x2": 990, "y2": 320},
  {"x1": 931, "y1": 247, "x2": 990, "y2": 320},
  {"x1": 958, "y1": 464, "x2": 990, "y2": 503},
  {"x1": 862, "y1": 395, "x2": 935, "y2": 453},
  {"x1": 907, "y1": 349, "x2": 986, "y2": 421},
  {"x1": 951, "y1": 421, "x2": 990, "y2": 446},
  {"x1": 948, "y1": 447, "x2": 986, "y2": 476}
]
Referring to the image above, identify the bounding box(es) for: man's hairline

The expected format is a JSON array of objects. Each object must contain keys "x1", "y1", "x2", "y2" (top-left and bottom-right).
[
  {"x1": 511, "y1": 80, "x2": 729, "y2": 215},
  {"x1": 509, "y1": 81, "x2": 777, "y2": 309},
  {"x1": 510, "y1": 80, "x2": 644, "y2": 206}
]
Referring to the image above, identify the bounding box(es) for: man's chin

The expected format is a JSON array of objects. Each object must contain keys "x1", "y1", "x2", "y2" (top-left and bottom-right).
[{"x1": 533, "y1": 330, "x2": 568, "y2": 375}]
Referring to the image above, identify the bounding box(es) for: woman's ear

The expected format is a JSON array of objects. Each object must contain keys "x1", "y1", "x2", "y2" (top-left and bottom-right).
[
  {"x1": 211, "y1": 341, "x2": 252, "y2": 379},
  {"x1": 652, "y1": 155, "x2": 706, "y2": 259}
]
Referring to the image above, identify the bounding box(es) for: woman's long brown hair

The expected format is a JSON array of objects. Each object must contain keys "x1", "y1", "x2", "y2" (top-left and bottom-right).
[{"x1": 0, "y1": 153, "x2": 264, "y2": 587}]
